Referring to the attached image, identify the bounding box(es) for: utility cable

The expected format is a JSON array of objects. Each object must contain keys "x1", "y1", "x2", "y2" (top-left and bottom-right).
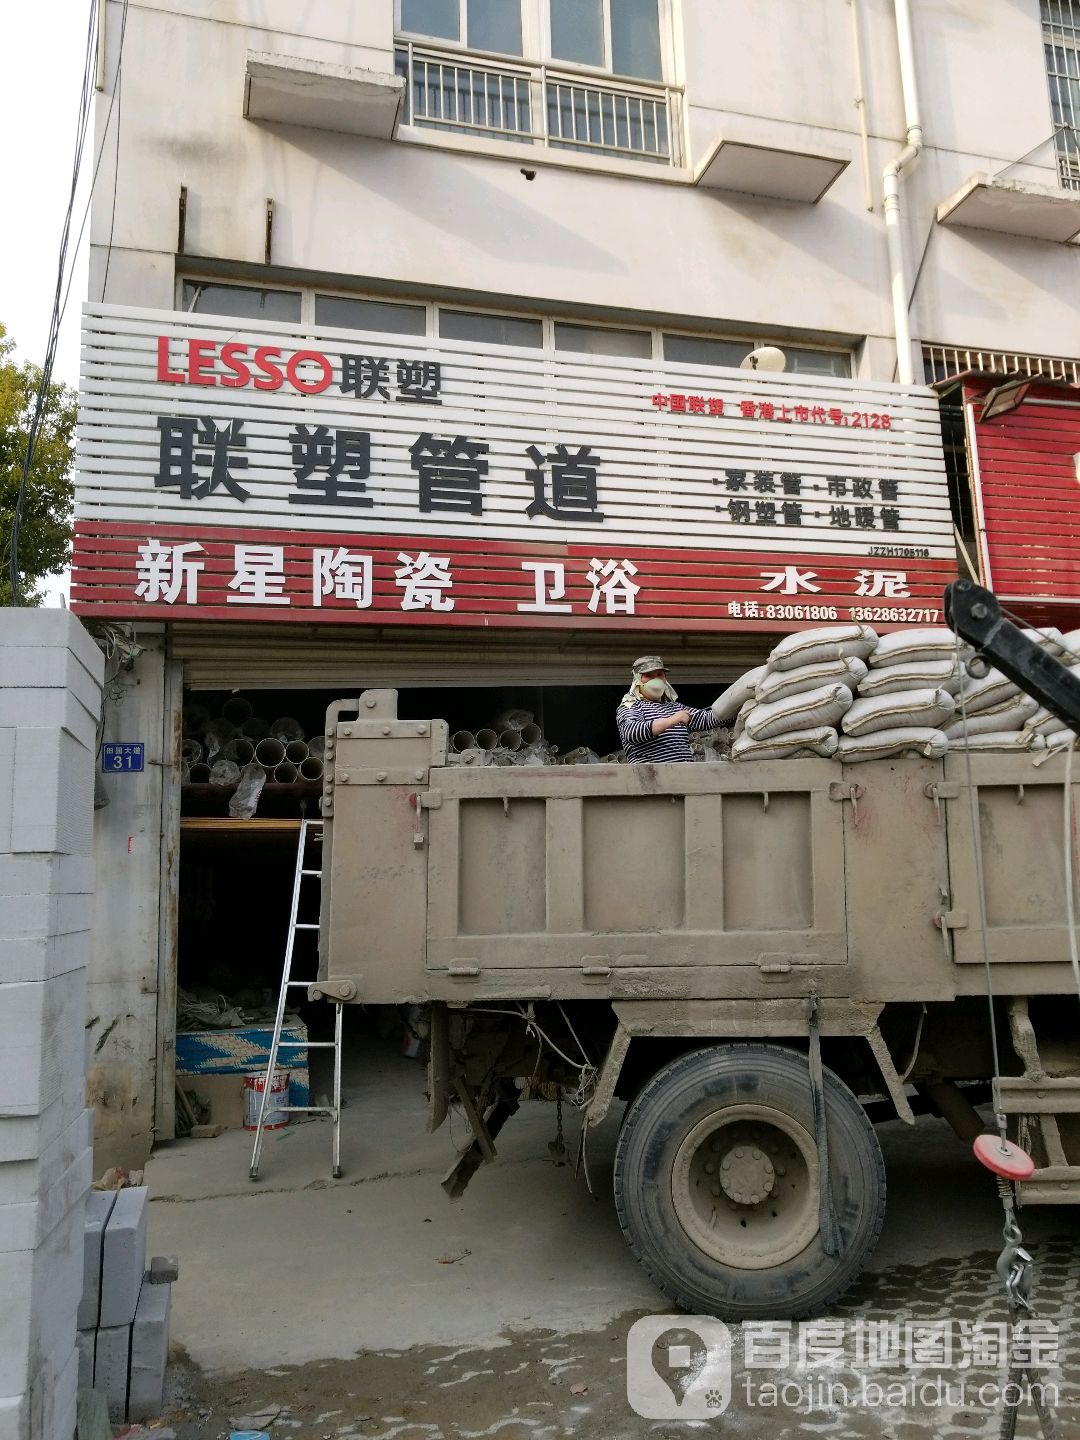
[{"x1": 7, "y1": 0, "x2": 128, "y2": 603}]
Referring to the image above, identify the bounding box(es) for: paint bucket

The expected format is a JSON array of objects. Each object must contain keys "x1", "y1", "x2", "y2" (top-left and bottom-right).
[{"x1": 243, "y1": 1069, "x2": 291, "y2": 1130}]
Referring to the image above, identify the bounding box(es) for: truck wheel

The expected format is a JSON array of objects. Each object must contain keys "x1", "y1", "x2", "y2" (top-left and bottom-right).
[{"x1": 613, "y1": 1043, "x2": 885, "y2": 1319}]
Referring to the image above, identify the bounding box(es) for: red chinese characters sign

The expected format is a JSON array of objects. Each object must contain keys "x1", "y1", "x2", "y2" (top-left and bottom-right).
[
  {"x1": 964, "y1": 381, "x2": 1080, "y2": 606},
  {"x1": 72, "y1": 305, "x2": 957, "y2": 630},
  {"x1": 73, "y1": 521, "x2": 954, "y2": 631}
]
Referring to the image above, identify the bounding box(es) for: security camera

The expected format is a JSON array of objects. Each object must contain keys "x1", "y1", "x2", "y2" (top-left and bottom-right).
[
  {"x1": 741, "y1": 345, "x2": 787, "y2": 373},
  {"x1": 520, "y1": 168, "x2": 536, "y2": 181}
]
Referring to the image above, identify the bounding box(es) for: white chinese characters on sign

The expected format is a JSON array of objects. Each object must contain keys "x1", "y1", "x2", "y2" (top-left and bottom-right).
[
  {"x1": 855, "y1": 568, "x2": 911, "y2": 598},
  {"x1": 587, "y1": 558, "x2": 639, "y2": 615},
  {"x1": 760, "y1": 565, "x2": 822, "y2": 595},
  {"x1": 394, "y1": 551, "x2": 455, "y2": 611},
  {"x1": 314, "y1": 548, "x2": 373, "y2": 608},
  {"x1": 228, "y1": 546, "x2": 289, "y2": 605},
  {"x1": 135, "y1": 539, "x2": 205, "y2": 604},
  {"x1": 517, "y1": 561, "x2": 573, "y2": 614}
]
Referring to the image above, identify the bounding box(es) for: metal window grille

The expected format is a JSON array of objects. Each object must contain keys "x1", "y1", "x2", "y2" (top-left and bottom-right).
[
  {"x1": 1042, "y1": 0, "x2": 1080, "y2": 189},
  {"x1": 923, "y1": 344, "x2": 1080, "y2": 385},
  {"x1": 395, "y1": 43, "x2": 682, "y2": 166}
]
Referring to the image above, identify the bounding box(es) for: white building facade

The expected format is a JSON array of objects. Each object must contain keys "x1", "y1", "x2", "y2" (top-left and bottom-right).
[{"x1": 76, "y1": 0, "x2": 1080, "y2": 1166}]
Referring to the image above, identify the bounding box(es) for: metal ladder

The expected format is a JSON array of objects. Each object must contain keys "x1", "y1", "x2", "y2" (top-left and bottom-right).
[{"x1": 249, "y1": 812, "x2": 344, "y2": 1181}]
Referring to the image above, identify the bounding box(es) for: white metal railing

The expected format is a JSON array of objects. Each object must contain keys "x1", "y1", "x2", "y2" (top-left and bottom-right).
[
  {"x1": 923, "y1": 344, "x2": 1080, "y2": 385},
  {"x1": 395, "y1": 43, "x2": 683, "y2": 166},
  {"x1": 1042, "y1": 0, "x2": 1080, "y2": 189}
]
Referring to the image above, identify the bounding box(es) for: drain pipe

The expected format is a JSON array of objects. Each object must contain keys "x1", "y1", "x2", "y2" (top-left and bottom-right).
[{"x1": 882, "y1": 0, "x2": 924, "y2": 385}]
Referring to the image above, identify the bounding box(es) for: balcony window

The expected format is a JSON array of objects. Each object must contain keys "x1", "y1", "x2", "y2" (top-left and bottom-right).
[
  {"x1": 399, "y1": 0, "x2": 523, "y2": 55},
  {"x1": 549, "y1": 0, "x2": 661, "y2": 81},
  {"x1": 395, "y1": 0, "x2": 679, "y2": 165},
  {"x1": 1042, "y1": 0, "x2": 1080, "y2": 189}
]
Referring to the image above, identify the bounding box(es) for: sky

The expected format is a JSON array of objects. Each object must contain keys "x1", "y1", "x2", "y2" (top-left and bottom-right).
[{"x1": 1, "y1": 4, "x2": 96, "y2": 604}]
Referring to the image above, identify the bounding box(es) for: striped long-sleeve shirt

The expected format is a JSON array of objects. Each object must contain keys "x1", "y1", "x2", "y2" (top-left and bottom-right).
[{"x1": 616, "y1": 699, "x2": 716, "y2": 764}]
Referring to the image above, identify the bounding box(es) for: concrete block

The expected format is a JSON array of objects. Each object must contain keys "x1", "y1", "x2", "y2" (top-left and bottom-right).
[
  {"x1": 99, "y1": 1186, "x2": 149, "y2": 1328},
  {"x1": 77, "y1": 1190, "x2": 118, "y2": 1330},
  {"x1": 0, "y1": 891, "x2": 94, "y2": 941},
  {"x1": 0, "y1": 688, "x2": 99, "y2": 750},
  {"x1": 0, "y1": 610, "x2": 104, "y2": 681},
  {"x1": 0, "y1": 969, "x2": 87, "y2": 1119},
  {"x1": 0, "y1": 1145, "x2": 90, "y2": 1253},
  {"x1": 76, "y1": 1327, "x2": 96, "y2": 1391},
  {"x1": 0, "y1": 928, "x2": 90, "y2": 985},
  {"x1": 10, "y1": 726, "x2": 95, "y2": 855},
  {"x1": 0, "y1": 729, "x2": 13, "y2": 854},
  {"x1": 0, "y1": 644, "x2": 102, "y2": 711},
  {"x1": 93, "y1": 1321, "x2": 131, "y2": 1423},
  {"x1": 0, "y1": 1107, "x2": 91, "y2": 1208},
  {"x1": 0, "y1": 1082, "x2": 89, "y2": 1165},
  {"x1": 0, "y1": 1394, "x2": 26, "y2": 1440},
  {"x1": 0, "y1": 1203, "x2": 83, "y2": 1397},
  {"x1": 148, "y1": 1254, "x2": 179, "y2": 1284},
  {"x1": 127, "y1": 1275, "x2": 171, "y2": 1421},
  {"x1": 0, "y1": 853, "x2": 95, "y2": 899}
]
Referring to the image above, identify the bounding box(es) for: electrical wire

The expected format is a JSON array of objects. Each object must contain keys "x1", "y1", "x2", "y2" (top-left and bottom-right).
[
  {"x1": 1063, "y1": 741, "x2": 1080, "y2": 1003},
  {"x1": 59, "y1": 0, "x2": 130, "y2": 322},
  {"x1": 98, "y1": 1, "x2": 129, "y2": 303},
  {"x1": 6, "y1": 0, "x2": 129, "y2": 603},
  {"x1": 953, "y1": 630, "x2": 1007, "y2": 1140}
]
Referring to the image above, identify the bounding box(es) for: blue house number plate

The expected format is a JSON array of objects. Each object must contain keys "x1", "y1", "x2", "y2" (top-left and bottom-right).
[{"x1": 102, "y1": 742, "x2": 145, "y2": 773}]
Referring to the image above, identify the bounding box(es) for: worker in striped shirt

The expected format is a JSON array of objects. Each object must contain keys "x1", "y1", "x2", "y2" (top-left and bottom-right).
[{"x1": 616, "y1": 656, "x2": 717, "y2": 764}]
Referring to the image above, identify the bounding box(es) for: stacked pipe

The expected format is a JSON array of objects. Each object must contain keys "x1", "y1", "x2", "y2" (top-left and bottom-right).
[
  {"x1": 448, "y1": 710, "x2": 562, "y2": 767},
  {"x1": 181, "y1": 699, "x2": 326, "y2": 790}
]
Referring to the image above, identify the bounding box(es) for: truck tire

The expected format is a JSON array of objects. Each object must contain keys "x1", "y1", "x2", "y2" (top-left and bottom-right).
[{"x1": 613, "y1": 1043, "x2": 885, "y2": 1319}]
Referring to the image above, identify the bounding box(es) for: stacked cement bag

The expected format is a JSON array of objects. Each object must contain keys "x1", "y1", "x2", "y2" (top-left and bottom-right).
[
  {"x1": 838, "y1": 628, "x2": 960, "y2": 763},
  {"x1": 722, "y1": 625, "x2": 877, "y2": 762},
  {"x1": 942, "y1": 628, "x2": 1070, "y2": 752}
]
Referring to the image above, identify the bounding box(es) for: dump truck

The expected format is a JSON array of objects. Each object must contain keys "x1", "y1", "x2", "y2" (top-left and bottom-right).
[{"x1": 312, "y1": 587, "x2": 1080, "y2": 1319}]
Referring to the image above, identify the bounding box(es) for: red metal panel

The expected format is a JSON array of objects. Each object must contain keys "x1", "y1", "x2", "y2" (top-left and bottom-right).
[
  {"x1": 71, "y1": 520, "x2": 956, "y2": 634},
  {"x1": 966, "y1": 385, "x2": 1080, "y2": 606}
]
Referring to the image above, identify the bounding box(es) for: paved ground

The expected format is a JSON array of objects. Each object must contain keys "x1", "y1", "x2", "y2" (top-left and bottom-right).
[{"x1": 147, "y1": 1040, "x2": 1080, "y2": 1439}]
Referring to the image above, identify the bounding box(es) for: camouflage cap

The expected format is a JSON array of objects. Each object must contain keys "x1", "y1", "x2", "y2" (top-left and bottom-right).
[{"x1": 632, "y1": 655, "x2": 667, "y2": 675}]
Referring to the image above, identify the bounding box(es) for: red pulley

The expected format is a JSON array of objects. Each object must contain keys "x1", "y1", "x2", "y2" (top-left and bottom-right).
[{"x1": 973, "y1": 1132, "x2": 1036, "y2": 1181}]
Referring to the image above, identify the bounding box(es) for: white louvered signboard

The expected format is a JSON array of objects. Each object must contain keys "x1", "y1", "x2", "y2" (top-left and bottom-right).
[{"x1": 73, "y1": 303, "x2": 956, "y2": 631}]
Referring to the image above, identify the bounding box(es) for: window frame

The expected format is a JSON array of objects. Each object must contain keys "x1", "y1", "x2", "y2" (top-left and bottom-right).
[
  {"x1": 395, "y1": 0, "x2": 674, "y2": 84},
  {"x1": 175, "y1": 274, "x2": 853, "y2": 377}
]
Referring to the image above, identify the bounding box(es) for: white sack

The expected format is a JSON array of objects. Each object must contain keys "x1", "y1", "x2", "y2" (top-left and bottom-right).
[
  {"x1": 842, "y1": 686, "x2": 955, "y2": 736},
  {"x1": 957, "y1": 668, "x2": 1021, "y2": 715},
  {"x1": 712, "y1": 665, "x2": 767, "y2": 723},
  {"x1": 857, "y1": 658, "x2": 962, "y2": 697},
  {"x1": 949, "y1": 731, "x2": 1044, "y2": 752},
  {"x1": 745, "y1": 682, "x2": 854, "y2": 742},
  {"x1": 942, "y1": 695, "x2": 1038, "y2": 737},
  {"x1": 837, "y1": 727, "x2": 949, "y2": 763},
  {"x1": 732, "y1": 726, "x2": 839, "y2": 761},
  {"x1": 766, "y1": 624, "x2": 878, "y2": 673},
  {"x1": 869, "y1": 628, "x2": 964, "y2": 668},
  {"x1": 756, "y1": 656, "x2": 867, "y2": 704}
]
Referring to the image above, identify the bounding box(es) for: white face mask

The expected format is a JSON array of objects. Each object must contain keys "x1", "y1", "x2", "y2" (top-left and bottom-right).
[{"x1": 641, "y1": 678, "x2": 667, "y2": 701}]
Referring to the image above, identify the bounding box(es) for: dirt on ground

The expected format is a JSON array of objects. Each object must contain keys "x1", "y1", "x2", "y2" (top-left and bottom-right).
[{"x1": 157, "y1": 1240, "x2": 1080, "y2": 1440}]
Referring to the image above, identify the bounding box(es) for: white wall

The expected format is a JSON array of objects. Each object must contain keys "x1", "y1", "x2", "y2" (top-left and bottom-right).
[
  {"x1": 0, "y1": 611, "x2": 102, "y2": 1440},
  {"x1": 87, "y1": 0, "x2": 1078, "y2": 364}
]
